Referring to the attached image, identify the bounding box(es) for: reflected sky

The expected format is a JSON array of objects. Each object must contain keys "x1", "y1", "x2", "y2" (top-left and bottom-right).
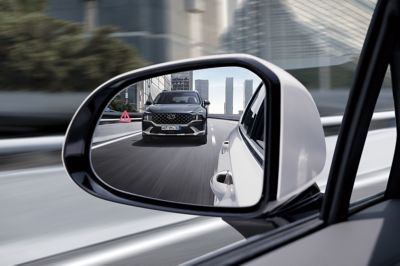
[{"x1": 193, "y1": 67, "x2": 262, "y2": 114}]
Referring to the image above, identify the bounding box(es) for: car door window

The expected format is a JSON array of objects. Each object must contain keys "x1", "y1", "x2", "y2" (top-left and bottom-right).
[
  {"x1": 1, "y1": 0, "x2": 384, "y2": 265},
  {"x1": 251, "y1": 100, "x2": 265, "y2": 148},
  {"x1": 350, "y1": 72, "x2": 396, "y2": 203},
  {"x1": 241, "y1": 84, "x2": 266, "y2": 137}
]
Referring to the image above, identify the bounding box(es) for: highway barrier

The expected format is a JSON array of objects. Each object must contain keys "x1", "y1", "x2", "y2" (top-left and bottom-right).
[
  {"x1": 0, "y1": 136, "x2": 65, "y2": 155},
  {"x1": 0, "y1": 111, "x2": 395, "y2": 155}
]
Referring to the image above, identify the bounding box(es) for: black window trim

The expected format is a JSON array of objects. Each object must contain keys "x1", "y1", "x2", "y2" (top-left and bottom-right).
[
  {"x1": 239, "y1": 82, "x2": 265, "y2": 165},
  {"x1": 193, "y1": 0, "x2": 400, "y2": 264},
  {"x1": 239, "y1": 126, "x2": 263, "y2": 165},
  {"x1": 321, "y1": 0, "x2": 400, "y2": 225},
  {"x1": 240, "y1": 82, "x2": 263, "y2": 134}
]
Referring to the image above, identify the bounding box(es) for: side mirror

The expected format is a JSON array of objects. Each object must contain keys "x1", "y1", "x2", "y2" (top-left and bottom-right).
[
  {"x1": 204, "y1": 100, "x2": 210, "y2": 106},
  {"x1": 63, "y1": 54, "x2": 326, "y2": 219},
  {"x1": 145, "y1": 100, "x2": 152, "y2": 106}
]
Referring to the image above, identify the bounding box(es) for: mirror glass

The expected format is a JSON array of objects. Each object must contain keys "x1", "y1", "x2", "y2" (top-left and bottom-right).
[{"x1": 91, "y1": 67, "x2": 265, "y2": 207}]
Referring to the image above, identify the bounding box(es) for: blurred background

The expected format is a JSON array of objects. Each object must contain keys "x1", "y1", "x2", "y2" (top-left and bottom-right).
[
  {"x1": 0, "y1": 0, "x2": 391, "y2": 139},
  {"x1": 1, "y1": 1, "x2": 397, "y2": 265}
]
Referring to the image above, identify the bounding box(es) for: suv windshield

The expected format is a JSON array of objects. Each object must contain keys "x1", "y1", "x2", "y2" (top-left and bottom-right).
[{"x1": 154, "y1": 92, "x2": 200, "y2": 104}]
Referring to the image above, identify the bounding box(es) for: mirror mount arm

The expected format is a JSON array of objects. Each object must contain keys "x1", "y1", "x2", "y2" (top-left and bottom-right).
[
  {"x1": 268, "y1": 184, "x2": 323, "y2": 220},
  {"x1": 222, "y1": 218, "x2": 279, "y2": 238},
  {"x1": 224, "y1": 184, "x2": 323, "y2": 238}
]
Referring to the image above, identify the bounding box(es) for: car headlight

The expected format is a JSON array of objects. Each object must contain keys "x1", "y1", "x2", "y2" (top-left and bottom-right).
[
  {"x1": 143, "y1": 113, "x2": 152, "y2": 121},
  {"x1": 193, "y1": 112, "x2": 205, "y2": 120}
]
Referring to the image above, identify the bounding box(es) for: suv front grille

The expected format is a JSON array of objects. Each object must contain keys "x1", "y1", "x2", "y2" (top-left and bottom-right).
[{"x1": 152, "y1": 113, "x2": 195, "y2": 124}]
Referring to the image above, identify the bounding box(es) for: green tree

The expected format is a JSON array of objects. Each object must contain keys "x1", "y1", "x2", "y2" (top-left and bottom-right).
[
  {"x1": 0, "y1": 0, "x2": 144, "y2": 91},
  {"x1": 109, "y1": 95, "x2": 136, "y2": 112}
]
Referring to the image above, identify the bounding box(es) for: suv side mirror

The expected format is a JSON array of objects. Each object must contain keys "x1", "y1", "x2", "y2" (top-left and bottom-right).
[
  {"x1": 204, "y1": 100, "x2": 210, "y2": 106},
  {"x1": 63, "y1": 54, "x2": 326, "y2": 219},
  {"x1": 145, "y1": 100, "x2": 152, "y2": 106}
]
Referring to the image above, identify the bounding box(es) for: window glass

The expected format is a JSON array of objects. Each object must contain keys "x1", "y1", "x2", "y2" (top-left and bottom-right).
[
  {"x1": 317, "y1": 72, "x2": 395, "y2": 202},
  {"x1": 241, "y1": 85, "x2": 265, "y2": 135},
  {"x1": 1, "y1": 0, "x2": 382, "y2": 265},
  {"x1": 350, "y1": 72, "x2": 395, "y2": 203},
  {"x1": 154, "y1": 92, "x2": 200, "y2": 104}
]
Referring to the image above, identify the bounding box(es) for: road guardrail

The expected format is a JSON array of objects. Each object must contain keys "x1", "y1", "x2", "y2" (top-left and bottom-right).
[
  {"x1": 0, "y1": 136, "x2": 65, "y2": 155},
  {"x1": 1, "y1": 111, "x2": 395, "y2": 155},
  {"x1": 99, "y1": 118, "x2": 142, "y2": 123},
  {"x1": 320, "y1": 111, "x2": 395, "y2": 126}
]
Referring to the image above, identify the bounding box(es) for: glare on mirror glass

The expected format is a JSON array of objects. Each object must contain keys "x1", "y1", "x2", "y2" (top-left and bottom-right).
[{"x1": 91, "y1": 67, "x2": 264, "y2": 207}]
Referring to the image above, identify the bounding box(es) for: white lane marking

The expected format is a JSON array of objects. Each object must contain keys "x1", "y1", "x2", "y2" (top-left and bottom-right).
[
  {"x1": 92, "y1": 131, "x2": 142, "y2": 150},
  {"x1": 209, "y1": 121, "x2": 214, "y2": 132},
  {"x1": 100, "y1": 118, "x2": 142, "y2": 122},
  {"x1": 93, "y1": 130, "x2": 140, "y2": 144},
  {"x1": 211, "y1": 135, "x2": 216, "y2": 146}
]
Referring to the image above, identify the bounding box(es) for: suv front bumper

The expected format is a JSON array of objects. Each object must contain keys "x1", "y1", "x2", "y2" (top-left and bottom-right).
[{"x1": 142, "y1": 120, "x2": 206, "y2": 136}]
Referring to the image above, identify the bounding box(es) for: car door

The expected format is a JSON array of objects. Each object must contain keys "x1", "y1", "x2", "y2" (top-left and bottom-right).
[
  {"x1": 188, "y1": 0, "x2": 400, "y2": 264},
  {"x1": 212, "y1": 84, "x2": 265, "y2": 207}
]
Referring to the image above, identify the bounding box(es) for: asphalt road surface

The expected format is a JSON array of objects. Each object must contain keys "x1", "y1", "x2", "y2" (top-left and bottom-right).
[
  {"x1": 0, "y1": 166, "x2": 243, "y2": 265},
  {"x1": 2, "y1": 123, "x2": 395, "y2": 264},
  {"x1": 91, "y1": 118, "x2": 238, "y2": 206}
]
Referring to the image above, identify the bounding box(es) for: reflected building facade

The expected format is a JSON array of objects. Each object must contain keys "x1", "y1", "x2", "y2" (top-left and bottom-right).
[
  {"x1": 221, "y1": 0, "x2": 374, "y2": 69},
  {"x1": 171, "y1": 71, "x2": 193, "y2": 90},
  {"x1": 243, "y1": 79, "x2": 253, "y2": 108},
  {"x1": 47, "y1": 0, "x2": 224, "y2": 63},
  {"x1": 225, "y1": 77, "x2": 234, "y2": 115},
  {"x1": 121, "y1": 75, "x2": 172, "y2": 112},
  {"x1": 220, "y1": 0, "x2": 376, "y2": 90},
  {"x1": 195, "y1": 79, "x2": 209, "y2": 100},
  {"x1": 47, "y1": 0, "x2": 376, "y2": 91}
]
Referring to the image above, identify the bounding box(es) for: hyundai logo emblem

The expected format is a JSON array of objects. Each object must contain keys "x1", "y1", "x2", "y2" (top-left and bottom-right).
[{"x1": 167, "y1": 114, "x2": 176, "y2": 119}]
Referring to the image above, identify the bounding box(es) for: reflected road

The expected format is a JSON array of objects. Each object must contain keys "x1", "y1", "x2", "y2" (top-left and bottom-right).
[{"x1": 91, "y1": 119, "x2": 238, "y2": 205}]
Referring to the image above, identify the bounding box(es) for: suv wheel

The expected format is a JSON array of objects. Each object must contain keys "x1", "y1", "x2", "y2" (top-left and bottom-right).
[{"x1": 198, "y1": 134, "x2": 207, "y2": 144}]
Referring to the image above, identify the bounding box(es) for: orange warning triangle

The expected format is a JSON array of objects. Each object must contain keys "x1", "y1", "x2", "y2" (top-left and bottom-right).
[{"x1": 119, "y1": 110, "x2": 131, "y2": 123}]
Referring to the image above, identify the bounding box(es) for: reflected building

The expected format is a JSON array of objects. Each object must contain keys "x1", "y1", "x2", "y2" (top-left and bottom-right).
[
  {"x1": 171, "y1": 71, "x2": 193, "y2": 90},
  {"x1": 220, "y1": 0, "x2": 376, "y2": 90},
  {"x1": 47, "y1": 0, "x2": 377, "y2": 91},
  {"x1": 221, "y1": 0, "x2": 375, "y2": 69},
  {"x1": 47, "y1": 0, "x2": 224, "y2": 63},
  {"x1": 225, "y1": 77, "x2": 233, "y2": 115},
  {"x1": 47, "y1": 0, "x2": 375, "y2": 68},
  {"x1": 243, "y1": 80, "x2": 253, "y2": 108},
  {"x1": 195, "y1": 79, "x2": 209, "y2": 100},
  {"x1": 122, "y1": 75, "x2": 171, "y2": 112},
  {"x1": 144, "y1": 75, "x2": 172, "y2": 100}
]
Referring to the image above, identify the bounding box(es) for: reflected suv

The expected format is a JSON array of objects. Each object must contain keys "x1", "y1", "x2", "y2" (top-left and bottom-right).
[{"x1": 142, "y1": 90, "x2": 209, "y2": 143}]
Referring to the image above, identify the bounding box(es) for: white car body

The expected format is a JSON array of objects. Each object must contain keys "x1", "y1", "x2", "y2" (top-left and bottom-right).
[
  {"x1": 211, "y1": 120, "x2": 396, "y2": 207},
  {"x1": 211, "y1": 58, "x2": 326, "y2": 209},
  {"x1": 211, "y1": 127, "x2": 263, "y2": 207}
]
